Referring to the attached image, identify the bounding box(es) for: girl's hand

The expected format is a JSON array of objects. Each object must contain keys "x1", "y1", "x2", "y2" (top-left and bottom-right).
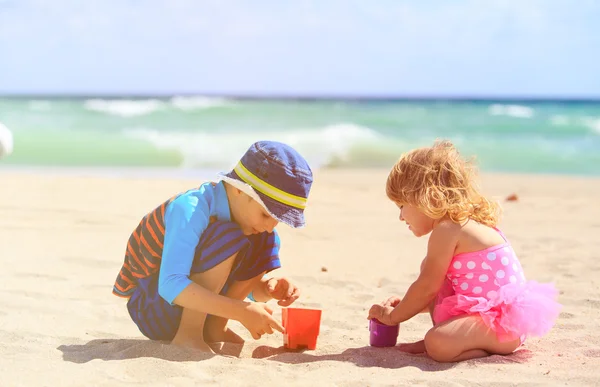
[
  {"x1": 381, "y1": 295, "x2": 402, "y2": 308},
  {"x1": 368, "y1": 304, "x2": 396, "y2": 326}
]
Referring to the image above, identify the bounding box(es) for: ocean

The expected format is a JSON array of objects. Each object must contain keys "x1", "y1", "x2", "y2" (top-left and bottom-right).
[{"x1": 1, "y1": 97, "x2": 599, "y2": 176}]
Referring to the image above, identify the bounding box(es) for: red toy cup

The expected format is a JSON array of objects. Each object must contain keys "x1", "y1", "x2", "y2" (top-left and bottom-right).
[{"x1": 282, "y1": 307, "x2": 322, "y2": 350}]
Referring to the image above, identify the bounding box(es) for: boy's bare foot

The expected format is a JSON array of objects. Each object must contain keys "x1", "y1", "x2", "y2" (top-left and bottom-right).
[
  {"x1": 204, "y1": 326, "x2": 245, "y2": 344},
  {"x1": 171, "y1": 335, "x2": 216, "y2": 354},
  {"x1": 204, "y1": 316, "x2": 245, "y2": 344},
  {"x1": 397, "y1": 340, "x2": 426, "y2": 354}
]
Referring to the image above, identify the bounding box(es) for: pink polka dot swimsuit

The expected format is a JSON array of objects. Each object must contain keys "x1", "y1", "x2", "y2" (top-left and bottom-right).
[
  {"x1": 449, "y1": 235, "x2": 525, "y2": 299},
  {"x1": 433, "y1": 228, "x2": 561, "y2": 342}
]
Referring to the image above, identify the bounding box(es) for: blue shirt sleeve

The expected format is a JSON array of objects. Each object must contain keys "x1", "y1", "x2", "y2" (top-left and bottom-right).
[{"x1": 158, "y1": 192, "x2": 210, "y2": 305}]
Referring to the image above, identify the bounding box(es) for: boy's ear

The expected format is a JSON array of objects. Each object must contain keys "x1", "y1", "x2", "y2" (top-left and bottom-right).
[{"x1": 234, "y1": 188, "x2": 252, "y2": 201}]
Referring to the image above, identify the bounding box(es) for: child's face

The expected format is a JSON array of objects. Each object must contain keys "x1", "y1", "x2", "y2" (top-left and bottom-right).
[
  {"x1": 396, "y1": 203, "x2": 435, "y2": 237},
  {"x1": 230, "y1": 190, "x2": 279, "y2": 236}
]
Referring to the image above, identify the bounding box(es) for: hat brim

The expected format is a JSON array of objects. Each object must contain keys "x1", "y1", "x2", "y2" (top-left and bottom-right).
[{"x1": 217, "y1": 173, "x2": 306, "y2": 229}]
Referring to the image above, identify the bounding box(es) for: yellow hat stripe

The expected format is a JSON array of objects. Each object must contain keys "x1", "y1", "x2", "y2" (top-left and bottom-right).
[{"x1": 234, "y1": 161, "x2": 307, "y2": 209}]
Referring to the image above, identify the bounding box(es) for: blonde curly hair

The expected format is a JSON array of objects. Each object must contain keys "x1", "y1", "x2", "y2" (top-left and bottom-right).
[{"x1": 386, "y1": 140, "x2": 501, "y2": 227}]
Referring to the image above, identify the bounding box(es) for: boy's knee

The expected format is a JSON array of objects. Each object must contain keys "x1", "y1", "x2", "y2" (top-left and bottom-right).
[
  {"x1": 194, "y1": 220, "x2": 250, "y2": 267},
  {"x1": 198, "y1": 220, "x2": 248, "y2": 250},
  {"x1": 189, "y1": 253, "x2": 238, "y2": 293},
  {"x1": 190, "y1": 220, "x2": 247, "y2": 292},
  {"x1": 204, "y1": 220, "x2": 244, "y2": 236}
]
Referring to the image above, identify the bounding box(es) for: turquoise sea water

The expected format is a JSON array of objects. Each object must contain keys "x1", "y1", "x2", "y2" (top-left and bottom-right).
[{"x1": 1, "y1": 97, "x2": 599, "y2": 175}]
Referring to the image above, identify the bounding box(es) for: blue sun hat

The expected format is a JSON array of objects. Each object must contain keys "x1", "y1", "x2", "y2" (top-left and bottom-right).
[{"x1": 217, "y1": 141, "x2": 313, "y2": 228}]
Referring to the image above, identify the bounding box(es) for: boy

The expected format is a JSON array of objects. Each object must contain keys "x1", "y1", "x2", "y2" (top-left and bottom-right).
[{"x1": 113, "y1": 141, "x2": 313, "y2": 352}]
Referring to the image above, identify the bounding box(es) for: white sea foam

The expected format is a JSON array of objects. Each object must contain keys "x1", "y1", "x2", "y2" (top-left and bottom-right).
[
  {"x1": 122, "y1": 123, "x2": 389, "y2": 169},
  {"x1": 84, "y1": 99, "x2": 164, "y2": 117},
  {"x1": 488, "y1": 104, "x2": 534, "y2": 118},
  {"x1": 581, "y1": 117, "x2": 600, "y2": 135},
  {"x1": 83, "y1": 97, "x2": 234, "y2": 117},
  {"x1": 170, "y1": 96, "x2": 233, "y2": 110}
]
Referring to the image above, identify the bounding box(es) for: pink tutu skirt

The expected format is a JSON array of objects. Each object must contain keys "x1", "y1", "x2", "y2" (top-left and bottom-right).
[{"x1": 433, "y1": 280, "x2": 562, "y2": 342}]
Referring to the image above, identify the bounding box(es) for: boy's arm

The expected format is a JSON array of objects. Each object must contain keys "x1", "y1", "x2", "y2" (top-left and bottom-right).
[
  {"x1": 249, "y1": 275, "x2": 271, "y2": 302},
  {"x1": 251, "y1": 275, "x2": 301, "y2": 306},
  {"x1": 172, "y1": 270, "x2": 249, "y2": 321},
  {"x1": 158, "y1": 193, "x2": 246, "y2": 320},
  {"x1": 389, "y1": 222, "x2": 459, "y2": 324},
  {"x1": 159, "y1": 193, "x2": 284, "y2": 337},
  {"x1": 157, "y1": 193, "x2": 207, "y2": 304},
  {"x1": 243, "y1": 230, "x2": 283, "y2": 302}
]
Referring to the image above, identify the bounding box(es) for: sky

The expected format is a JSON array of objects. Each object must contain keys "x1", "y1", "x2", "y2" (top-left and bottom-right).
[{"x1": 0, "y1": 0, "x2": 599, "y2": 97}]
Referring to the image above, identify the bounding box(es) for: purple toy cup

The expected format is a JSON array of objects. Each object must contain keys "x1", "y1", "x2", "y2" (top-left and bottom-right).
[{"x1": 369, "y1": 319, "x2": 399, "y2": 347}]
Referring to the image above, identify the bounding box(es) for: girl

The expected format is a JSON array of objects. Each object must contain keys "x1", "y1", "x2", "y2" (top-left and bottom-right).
[{"x1": 368, "y1": 140, "x2": 561, "y2": 363}]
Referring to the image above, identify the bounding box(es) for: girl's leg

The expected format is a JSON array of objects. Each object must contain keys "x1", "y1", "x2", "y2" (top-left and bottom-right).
[
  {"x1": 203, "y1": 272, "x2": 266, "y2": 343},
  {"x1": 424, "y1": 315, "x2": 520, "y2": 363}
]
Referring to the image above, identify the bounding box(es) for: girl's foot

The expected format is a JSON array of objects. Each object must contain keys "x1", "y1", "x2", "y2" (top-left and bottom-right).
[{"x1": 397, "y1": 340, "x2": 426, "y2": 354}]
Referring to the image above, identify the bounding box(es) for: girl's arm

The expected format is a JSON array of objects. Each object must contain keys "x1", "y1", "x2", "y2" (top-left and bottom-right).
[
  {"x1": 383, "y1": 258, "x2": 431, "y2": 314},
  {"x1": 389, "y1": 221, "x2": 460, "y2": 324}
]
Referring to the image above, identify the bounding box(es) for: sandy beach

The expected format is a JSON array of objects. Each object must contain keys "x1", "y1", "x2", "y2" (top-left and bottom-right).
[{"x1": 1, "y1": 168, "x2": 599, "y2": 386}]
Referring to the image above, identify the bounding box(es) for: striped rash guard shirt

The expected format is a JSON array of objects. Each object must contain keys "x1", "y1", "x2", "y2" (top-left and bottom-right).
[{"x1": 113, "y1": 181, "x2": 281, "y2": 304}]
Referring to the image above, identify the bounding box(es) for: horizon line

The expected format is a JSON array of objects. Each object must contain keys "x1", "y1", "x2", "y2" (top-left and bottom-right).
[{"x1": 1, "y1": 92, "x2": 600, "y2": 102}]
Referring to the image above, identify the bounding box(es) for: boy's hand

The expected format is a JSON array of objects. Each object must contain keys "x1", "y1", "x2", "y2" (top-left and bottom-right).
[
  {"x1": 368, "y1": 304, "x2": 396, "y2": 326},
  {"x1": 265, "y1": 277, "x2": 300, "y2": 306},
  {"x1": 239, "y1": 302, "x2": 285, "y2": 340}
]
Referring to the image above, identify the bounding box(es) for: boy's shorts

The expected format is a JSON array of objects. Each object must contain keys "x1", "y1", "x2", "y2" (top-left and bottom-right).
[{"x1": 126, "y1": 220, "x2": 281, "y2": 341}]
